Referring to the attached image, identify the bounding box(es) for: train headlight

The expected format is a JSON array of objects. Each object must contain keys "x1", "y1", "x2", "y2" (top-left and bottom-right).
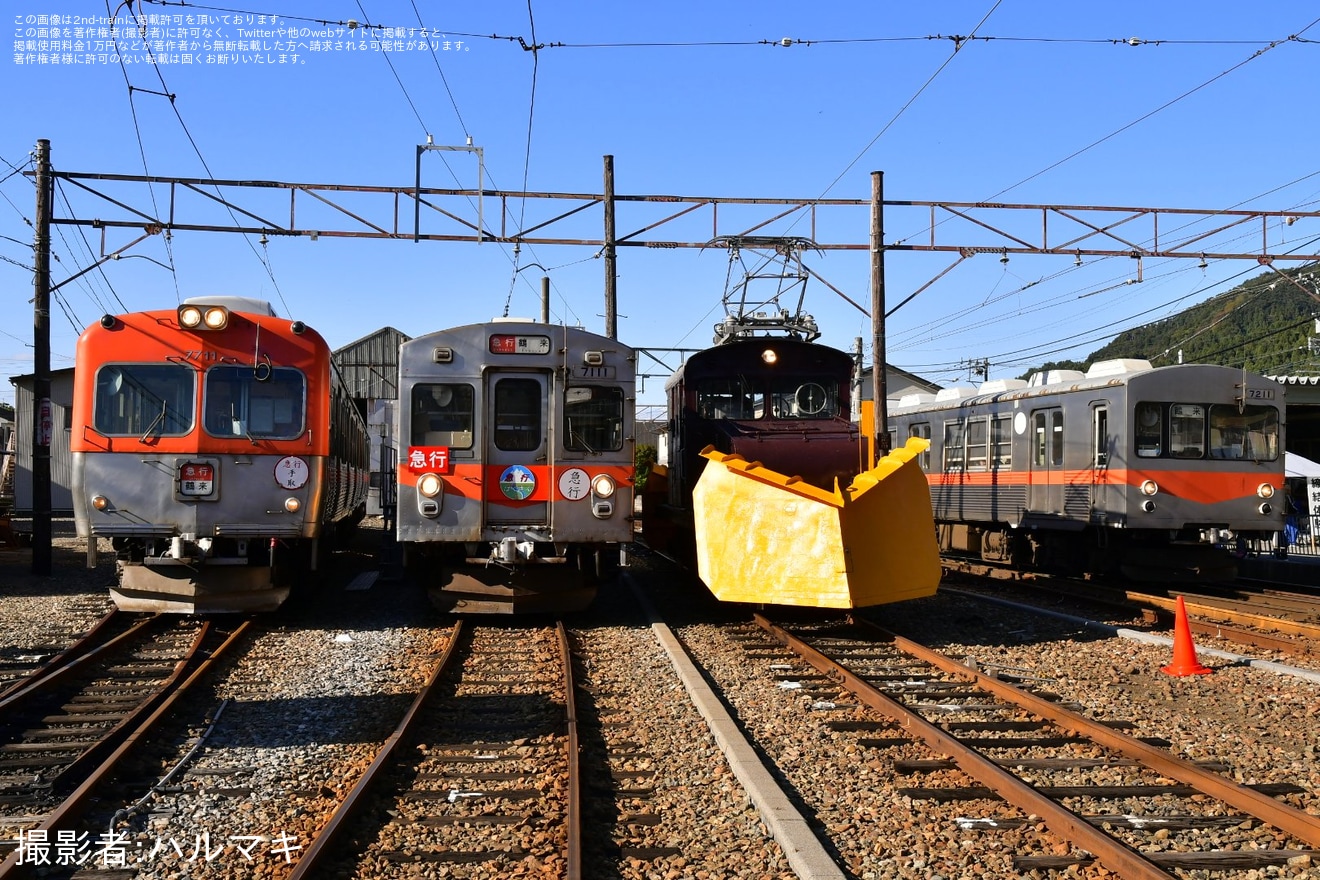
[
  {"x1": 591, "y1": 474, "x2": 616, "y2": 498},
  {"x1": 1257, "y1": 483, "x2": 1275, "y2": 499},
  {"x1": 1259, "y1": 502, "x2": 1273, "y2": 516},
  {"x1": 1142, "y1": 500, "x2": 1156, "y2": 513},
  {"x1": 418, "y1": 473, "x2": 444, "y2": 498},
  {"x1": 1140, "y1": 479, "x2": 1159, "y2": 496},
  {"x1": 761, "y1": 348, "x2": 778, "y2": 365},
  {"x1": 91, "y1": 494, "x2": 109, "y2": 511},
  {"x1": 284, "y1": 497, "x2": 301, "y2": 513},
  {"x1": 178, "y1": 305, "x2": 203, "y2": 328},
  {"x1": 203, "y1": 307, "x2": 229, "y2": 329}
]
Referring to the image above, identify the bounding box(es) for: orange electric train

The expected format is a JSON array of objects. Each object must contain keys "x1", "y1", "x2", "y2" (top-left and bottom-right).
[{"x1": 71, "y1": 296, "x2": 369, "y2": 613}]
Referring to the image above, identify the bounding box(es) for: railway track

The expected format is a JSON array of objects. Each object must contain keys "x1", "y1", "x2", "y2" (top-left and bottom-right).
[
  {"x1": 291, "y1": 620, "x2": 580, "y2": 877},
  {"x1": 0, "y1": 614, "x2": 254, "y2": 878},
  {"x1": 748, "y1": 613, "x2": 1320, "y2": 876},
  {"x1": 942, "y1": 560, "x2": 1320, "y2": 661}
]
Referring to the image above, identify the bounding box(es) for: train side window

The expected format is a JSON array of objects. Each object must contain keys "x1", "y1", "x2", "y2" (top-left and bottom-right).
[
  {"x1": 697, "y1": 378, "x2": 759, "y2": 419},
  {"x1": 94, "y1": 364, "x2": 195, "y2": 437},
  {"x1": 412, "y1": 383, "x2": 474, "y2": 449},
  {"x1": 942, "y1": 420, "x2": 965, "y2": 471},
  {"x1": 991, "y1": 415, "x2": 1012, "y2": 468},
  {"x1": 1032, "y1": 412, "x2": 1047, "y2": 467},
  {"x1": 493, "y1": 378, "x2": 542, "y2": 452},
  {"x1": 966, "y1": 417, "x2": 988, "y2": 470},
  {"x1": 1208, "y1": 403, "x2": 1279, "y2": 461},
  {"x1": 1050, "y1": 411, "x2": 1064, "y2": 466},
  {"x1": 564, "y1": 386, "x2": 624, "y2": 453},
  {"x1": 908, "y1": 422, "x2": 931, "y2": 471},
  {"x1": 1092, "y1": 406, "x2": 1109, "y2": 467},
  {"x1": 1135, "y1": 403, "x2": 1162, "y2": 457},
  {"x1": 1169, "y1": 404, "x2": 1205, "y2": 459},
  {"x1": 204, "y1": 366, "x2": 306, "y2": 440}
]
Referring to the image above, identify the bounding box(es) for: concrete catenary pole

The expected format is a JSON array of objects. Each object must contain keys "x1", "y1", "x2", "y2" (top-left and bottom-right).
[
  {"x1": 870, "y1": 170, "x2": 889, "y2": 463},
  {"x1": 32, "y1": 139, "x2": 52, "y2": 575},
  {"x1": 603, "y1": 155, "x2": 617, "y2": 339}
]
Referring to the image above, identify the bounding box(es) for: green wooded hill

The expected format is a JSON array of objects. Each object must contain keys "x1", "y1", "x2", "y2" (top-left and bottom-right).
[{"x1": 1021, "y1": 264, "x2": 1320, "y2": 380}]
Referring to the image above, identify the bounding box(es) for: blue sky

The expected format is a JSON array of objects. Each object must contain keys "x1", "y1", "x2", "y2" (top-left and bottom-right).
[{"x1": 5, "y1": 1, "x2": 1320, "y2": 410}]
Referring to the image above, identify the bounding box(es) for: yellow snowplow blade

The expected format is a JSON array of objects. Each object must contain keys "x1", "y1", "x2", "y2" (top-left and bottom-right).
[{"x1": 692, "y1": 437, "x2": 940, "y2": 608}]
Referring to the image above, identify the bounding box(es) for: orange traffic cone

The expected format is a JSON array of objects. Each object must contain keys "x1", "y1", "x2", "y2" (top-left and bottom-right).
[{"x1": 1161, "y1": 595, "x2": 1212, "y2": 676}]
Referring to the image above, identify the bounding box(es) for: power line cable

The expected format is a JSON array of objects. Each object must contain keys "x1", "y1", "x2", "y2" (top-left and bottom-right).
[{"x1": 112, "y1": 0, "x2": 290, "y2": 315}]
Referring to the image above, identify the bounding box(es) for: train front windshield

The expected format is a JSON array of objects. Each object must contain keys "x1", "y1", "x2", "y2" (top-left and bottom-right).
[
  {"x1": 204, "y1": 366, "x2": 307, "y2": 439},
  {"x1": 94, "y1": 364, "x2": 195, "y2": 437},
  {"x1": 565, "y1": 386, "x2": 625, "y2": 452},
  {"x1": 1135, "y1": 401, "x2": 1279, "y2": 461},
  {"x1": 696, "y1": 377, "x2": 840, "y2": 420}
]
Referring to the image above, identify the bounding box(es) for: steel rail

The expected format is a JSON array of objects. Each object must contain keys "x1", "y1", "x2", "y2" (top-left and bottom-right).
[
  {"x1": 832, "y1": 615, "x2": 1320, "y2": 846},
  {"x1": 0, "y1": 613, "x2": 158, "y2": 712},
  {"x1": 287, "y1": 620, "x2": 466, "y2": 880},
  {"x1": 755, "y1": 613, "x2": 1254, "y2": 880},
  {"x1": 557, "y1": 621, "x2": 583, "y2": 880},
  {"x1": 0, "y1": 618, "x2": 254, "y2": 880},
  {"x1": 0, "y1": 609, "x2": 125, "y2": 702}
]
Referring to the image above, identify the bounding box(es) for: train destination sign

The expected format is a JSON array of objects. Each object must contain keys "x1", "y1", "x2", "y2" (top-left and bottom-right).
[
  {"x1": 408, "y1": 446, "x2": 451, "y2": 474},
  {"x1": 489, "y1": 334, "x2": 551, "y2": 355},
  {"x1": 179, "y1": 462, "x2": 215, "y2": 496}
]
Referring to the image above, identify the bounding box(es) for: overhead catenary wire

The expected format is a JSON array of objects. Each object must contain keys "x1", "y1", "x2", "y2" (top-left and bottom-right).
[{"x1": 109, "y1": 0, "x2": 291, "y2": 316}]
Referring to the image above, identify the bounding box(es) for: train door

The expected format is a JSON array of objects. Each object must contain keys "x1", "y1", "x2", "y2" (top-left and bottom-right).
[
  {"x1": 485, "y1": 373, "x2": 549, "y2": 527},
  {"x1": 1090, "y1": 404, "x2": 1109, "y2": 520},
  {"x1": 1029, "y1": 408, "x2": 1064, "y2": 516}
]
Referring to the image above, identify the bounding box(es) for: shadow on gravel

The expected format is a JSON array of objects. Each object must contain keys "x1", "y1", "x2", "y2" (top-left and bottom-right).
[{"x1": 208, "y1": 693, "x2": 424, "y2": 747}]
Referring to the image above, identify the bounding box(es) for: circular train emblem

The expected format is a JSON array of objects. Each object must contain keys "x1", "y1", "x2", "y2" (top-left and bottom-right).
[
  {"x1": 499, "y1": 465, "x2": 537, "y2": 501},
  {"x1": 558, "y1": 467, "x2": 590, "y2": 501},
  {"x1": 274, "y1": 455, "x2": 310, "y2": 489}
]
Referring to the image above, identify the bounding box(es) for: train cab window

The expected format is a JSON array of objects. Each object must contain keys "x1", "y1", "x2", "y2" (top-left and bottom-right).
[
  {"x1": 1135, "y1": 403, "x2": 1162, "y2": 458},
  {"x1": 493, "y1": 378, "x2": 542, "y2": 452},
  {"x1": 768, "y1": 380, "x2": 837, "y2": 419},
  {"x1": 1209, "y1": 404, "x2": 1279, "y2": 461},
  {"x1": 697, "y1": 378, "x2": 759, "y2": 419},
  {"x1": 908, "y1": 422, "x2": 931, "y2": 471},
  {"x1": 991, "y1": 415, "x2": 1012, "y2": 468},
  {"x1": 204, "y1": 366, "x2": 306, "y2": 439},
  {"x1": 94, "y1": 364, "x2": 195, "y2": 437},
  {"x1": 966, "y1": 417, "x2": 988, "y2": 470},
  {"x1": 1168, "y1": 404, "x2": 1205, "y2": 459},
  {"x1": 564, "y1": 385, "x2": 625, "y2": 453},
  {"x1": 411, "y1": 383, "x2": 474, "y2": 449},
  {"x1": 942, "y1": 421, "x2": 965, "y2": 471}
]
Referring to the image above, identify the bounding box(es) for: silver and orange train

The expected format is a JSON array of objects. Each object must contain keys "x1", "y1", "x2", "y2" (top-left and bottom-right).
[
  {"x1": 395, "y1": 319, "x2": 635, "y2": 613},
  {"x1": 71, "y1": 296, "x2": 370, "y2": 613},
  {"x1": 886, "y1": 359, "x2": 1286, "y2": 581}
]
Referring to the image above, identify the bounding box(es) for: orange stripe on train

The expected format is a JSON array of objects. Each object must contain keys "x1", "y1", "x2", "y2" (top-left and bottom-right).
[{"x1": 928, "y1": 468, "x2": 1280, "y2": 504}]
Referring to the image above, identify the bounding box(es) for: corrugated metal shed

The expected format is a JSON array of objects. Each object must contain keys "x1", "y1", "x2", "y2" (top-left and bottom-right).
[
  {"x1": 333, "y1": 326, "x2": 410, "y2": 400},
  {"x1": 10, "y1": 368, "x2": 75, "y2": 515},
  {"x1": 333, "y1": 327, "x2": 410, "y2": 516}
]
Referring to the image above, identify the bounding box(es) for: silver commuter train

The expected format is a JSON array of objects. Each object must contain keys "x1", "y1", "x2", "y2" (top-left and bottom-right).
[
  {"x1": 395, "y1": 319, "x2": 636, "y2": 613},
  {"x1": 887, "y1": 359, "x2": 1286, "y2": 581}
]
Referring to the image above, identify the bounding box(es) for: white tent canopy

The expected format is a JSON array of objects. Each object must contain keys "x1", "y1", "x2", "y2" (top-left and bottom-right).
[{"x1": 1286, "y1": 452, "x2": 1320, "y2": 479}]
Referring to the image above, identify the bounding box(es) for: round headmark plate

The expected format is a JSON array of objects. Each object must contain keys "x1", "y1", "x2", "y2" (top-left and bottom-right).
[
  {"x1": 274, "y1": 455, "x2": 310, "y2": 490},
  {"x1": 558, "y1": 467, "x2": 589, "y2": 501},
  {"x1": 499, "y1": 465, "x2": 537, "y2": 501}
]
